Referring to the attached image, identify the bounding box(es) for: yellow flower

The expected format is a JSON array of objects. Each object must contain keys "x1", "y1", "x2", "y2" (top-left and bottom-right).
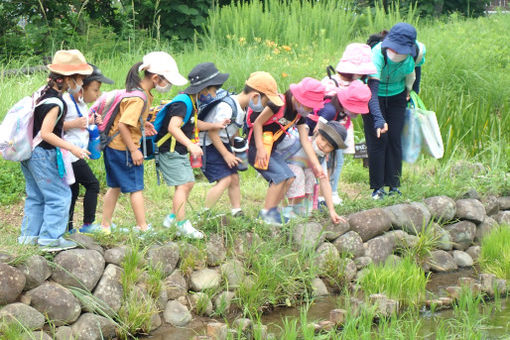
[
  {"x1": 226, "y1": 34, "x2": 232, "y2": 40},
  {"x1": 282, "y1": 45, "x2": 292, "y2": 52},
  {"x1": 282, "y1": 72, "x2": 288, "y2": 78},
  {"x1": 239, "y1": 37, "x2": 246, "y2": 46},
  {"x1": 273, "y1": 48, "x2": 280, "y2": 55},
  {"x1": 254, "y1": 37, "x2": 262, "y2": 43}
]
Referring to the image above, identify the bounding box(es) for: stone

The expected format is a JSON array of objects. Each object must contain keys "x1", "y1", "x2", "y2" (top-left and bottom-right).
[
  {"x1": 384, "y1": 203, "x2": 430, "y2": 235},
  {"x1": 385, "y1": 254, "x2": 402, "y2": 267},
  {"x1": 462, "y1": 189, "x2": 481, "y2": 200},
  {"x1": 146, "y1": 242, "x2": 180, "y2": 275},
  {"x1": 220, "y1": 259, "x2": 245, "y2": 288},
  {"x1": 156, "y1": 288, "x2": 168, "y2": 311},
  {"x1": 466, "y1": 246, "x2": 481, "y2": 262},
  {"x1": 483, "y1": 195, "x2": 500, "y2": 216},
  {"x1": 452, "y1": 250, "x2": 473, "y2": 267},
  {"x1": 314, "y1": 243, "x2": 339, "y2": 274},
  {"x1": 68, "y1": 233, "x2": 104, "y2": 255},
  {"x1": 432, "y1": 224, "x2": 453, "y2": 251},
  {"x1": 333, "y1": 231, "x2": 364, "y2": 258},
  {"x1": 15, "y1": 255, "x2": 51, "y2": 291},
  {"x1": 364, "y1": 235, "x2": 395, "y2": 264},
  {"x1": 329, "y1": 309, "x2": 347, "y2": 325},
  {"x1": 445, "y1": 220, "x2": 477, "y2": 250},
  {"x1": 92, "y1": 264, "x2": 124, "y2": 315},
  {"x1": 232, "y1": 318, "x2": 252, "y2": 336},
  {"x1": 369, "y1": 294, "x2": 398, "y2": 317},
  {"x1": 0, "y1": 252, "x2": 13, "y2": 264},
  {"x1": 27, "y1": 282, "x2": 81, "y2": 326},
  {"x1": 206, "y1": 234, "x2": 227, "y2": 266},
  {"x1": 323, "y1": 219, "x2": 350, "y2": 241},
  {"x1": 164, "y1": 270, "x2": 188, "y2": 300},
  {"x1": 150, "y1": 312, "x2": 162, "y2": 332},
  {"x1": 438, "y1": 297, "x2": 453, "y2": 307},
  {"x1": 104, "y1": 246, "x2": 131, "y2": 266},
  {"x1": 311, "y1": 278, "x2": 329, "y2": 297},
  {"x1": 493, "y1": 211, "x2": 510, "y2": 224},
  {"x1": 180, "y1": 242, "x2": 207, "y2": 270},
  {"x1": 54, "y1": 326, "x2": 73, "y2": 340},
  {"x1": 348, "y1": 208, "x2": 392, "y2": 241},
  {"x1": 410, "y1": 202, "x2": 432, "y2": 227},
  {"x1": 191, "y1": 268, "x2": 221, "y2": 291},
  {"x1": 428, "y1": 250, "x2": 458, "y2": 272},
  {"x1": 22, "y1": 331, "x2": 51, "y2": 340},
  {"x1": 0, "y1": 263, "x2": 26, "y2": 305},
  {"x1": 163, "y1": 300, "x2": 192, "y2": 327},
  {"x1": 341, "y1": 258, "x2": 357, "y2": 283},
  {"x1": 214, "y1": 291, "x2": 235, "y2": 313},
  {"x1": 479, "y1": 273, "x2": 497, "y2": 296},
  {"x1": 475, "y1": 216, "x2": 497, "y2": 243},
  {"x1": 455, "y1": 199, "x2": 486, "y2": 224},
  {"x1": 51, "y1": 249, "x2": 105, "y2": 291},
  {"x1": 71, "y1": 313, "x2": 116, "y2": 340},
  {"x1": 354, "y1": 257, "x2": 373, "y2": 270},
  {"x1": 424, "y1": 196, "x2": 457, "y2": 222},
  {"x1": 458, "y1": 277, "x2": 476, "y2": 287},
  {"x1": 0, "y1": 303, "x2": 45, "y2": 330},
  {"x1": 317, "y1": 320, "x2": 335, "y2": 331},
  {"x1": 494, "y1": 279, "x2": 508, "y2": 295},
  {"x1": 292, "y1": 222, "x2": 326, "y2": 249},
  {"x1": 498, "y1": 196, "x2": 510, "y2": 210},
  {"x1": 253, "y1": 324, "x2": 268, "y2": 339},
  {"x1": 207, "y1": 322, "x2": 228, "y2": 340},
  {"x1": 190, "y1": 292, "x2": 213, "y2": 316}
]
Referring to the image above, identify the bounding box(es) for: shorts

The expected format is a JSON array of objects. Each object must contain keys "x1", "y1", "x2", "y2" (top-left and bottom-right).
[
  {"x1": 104, "y1": 147, "x2": 144, "y2": 193},
  {"x1": 202, "y1": 143, "x2": 237, "y2": 183},
  {"x1": 286, "y1": 163, "x2": 315, "y2": 199},
  {"x1": 159, "y1": 151, "x2": 195, "y2": 186},
  {"x1": 248, "y1": 147, "x2": 295, "y2": 185}
]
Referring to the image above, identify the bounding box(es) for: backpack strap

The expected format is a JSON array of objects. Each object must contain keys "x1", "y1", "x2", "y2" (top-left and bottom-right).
[
  {"x1": 32, "y1": 97, "x2": 65, "y2": 149},
  {"x1": 326, "y1": 65, "x2": 339, "y2": 87},
  {"x1": 155, "y1": 93, "x2": 195, "y2": 150}
]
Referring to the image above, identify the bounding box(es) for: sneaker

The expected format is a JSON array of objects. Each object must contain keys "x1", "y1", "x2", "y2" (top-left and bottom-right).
[
  {"x1": 39, "y1": 238, "x2": 78, "y2": 252},
  {"x1": 175, "y1": 220, "x2": 204, "y2": 239},
  {"x1": 258, "y1": 207, "x2": 289, "y2": 225},
  {"x1": 231, "y1": 209, "x2": 244, "y2": 218},
  {"x1": 331, "y1": 192, "x2": 343, "y2": 206},
  {"x1": 134, "y1": 224, "x2": 153, "y2": 232},
  {"x1": 372, "y1": 188, "x2": 387, "y2": 200},
  {"x1": 78, "y1": 223, "x2": 103, "y2": 234},
  {"x1": 163, "y1": 214, "x2": 176, "y2": 228},
  {"x1": 388, "y1": 187, "x2": 402, "y2": 196}
]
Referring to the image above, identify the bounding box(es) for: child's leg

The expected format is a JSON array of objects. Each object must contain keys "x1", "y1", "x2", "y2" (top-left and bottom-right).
[
  {"x1": 205, "y1": 176, "x2": 232, "y2": 209},
  {"x1": 19, "y1": 160, "x2": 44, "y2": 244},
  {"x1": 68, "y1": 181, "x2": 80, "y2": 230},
  {"x1": 227, "y1": 174, "x2": 241, "y2": 210},
  {"x1": 265, "y1": 177, "x2": 294, "y2": 210},
  {"x1": 71, "y1": 159, "x2": 100, "y2": 226},
  {"x1": 329, "y1": 149, "x2": 344, "y2": 193},
  {"x1": 130, "y1": 190, "x2": 147, "y2": 228},
  {"x1": 101, "y1": 187, "x2": 120, "y2": 227},
  {"x1": 173, "y1": 182, "x2": 194, "y2": 221}
]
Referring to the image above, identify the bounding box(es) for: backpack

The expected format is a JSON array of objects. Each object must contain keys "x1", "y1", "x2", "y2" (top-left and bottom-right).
[
  {"x1": 198, "y1": 88, "x2": 239, "y2": 127},
  {"x1": 366, "y1": 30, "x2": 421, "y2": 65},
  {"x1": 0, "y1": 88, "x2": 64, "y2": 162},
  {"x1": 89, "y1": 88, "x2": 147, "y2": 153}
]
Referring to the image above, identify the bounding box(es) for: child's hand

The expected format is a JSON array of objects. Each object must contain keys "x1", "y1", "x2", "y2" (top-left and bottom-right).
[
  {"x1": 255, "y1": 149, "x2": 269, "y2": 169},
  {"x1": 213, "y1": 119, "x2": 230, "y2": 130},
  {"x1": 74, "y1": 117, "x2": 88, "y2": 129},
  {"x1": 187, "y1": 143, "x2": 203, "y2": 158},
  {"x1": 144, "y1": 121, "x2": 157, "y2": 136},
  {"x1": 94, "y1": 114, "x2": 103, "y2": 125},
  {"x1": 71, "y1": 146, "x2": 90, "y2": 160},
  {"x1": 329, "y1": 211, "x2": 346, "y2": 224},
  {"x1": 312, "y1": 163, "x2": 325, "y2": 179},
  {"x1": 131, "y1": 149, "x2": 144, "y2": 166},
  {"x1": 223, "y1": 152, "x2": 240, "y2": 168}
]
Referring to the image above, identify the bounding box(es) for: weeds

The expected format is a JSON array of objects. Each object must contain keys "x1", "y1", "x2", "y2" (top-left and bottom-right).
[{"x1": 479, "y1": 225, "x2": 510, "y2": 280}]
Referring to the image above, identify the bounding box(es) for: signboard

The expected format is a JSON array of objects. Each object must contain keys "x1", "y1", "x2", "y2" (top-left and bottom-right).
[{"x1": 354, "y1": 142, "x2": 368, "y2": 159}]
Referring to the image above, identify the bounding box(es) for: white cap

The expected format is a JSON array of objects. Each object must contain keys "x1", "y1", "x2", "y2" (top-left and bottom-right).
[{"x1": 139, "y1": 52, "x2": 188, "y2": 86}]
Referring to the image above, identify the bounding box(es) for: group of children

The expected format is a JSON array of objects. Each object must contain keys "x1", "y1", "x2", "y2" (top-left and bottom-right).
[{"x1": 17, "y1": 22, "x2": 425, "y2": 249}]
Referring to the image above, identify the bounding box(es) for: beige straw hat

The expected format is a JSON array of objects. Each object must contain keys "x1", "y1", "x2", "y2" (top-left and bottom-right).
[{"x1": 46, "y1": 50, "x2": 93, "y2": 76}]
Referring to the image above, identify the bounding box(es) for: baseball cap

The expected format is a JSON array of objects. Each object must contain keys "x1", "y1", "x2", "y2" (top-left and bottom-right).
[
  {"x1": 139, "y1": 52, "x2": 188, "y2": 86},
  {"x1": 83, "y1": 64, "x2": 114, "y2": 86},
  {"x1": 245, "y1": 71, "x2": 284, "y2": 106}
]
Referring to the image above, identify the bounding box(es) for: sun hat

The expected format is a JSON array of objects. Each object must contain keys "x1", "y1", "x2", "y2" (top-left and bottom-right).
[
  {"x1": 335, "y1": 43, "x2": 377, "y2": 75},
  {"x1": 318, "y1": 121, "x2": 347, "y2": 150},
  {"x1": 182, "y1": 62, "x2": 229, "y2": 95},
  {"x1": 289, "y1": 77, "x2": 325, "y2": 110},
  {"x1": 381, "y1": 23, "x2": 418, "y2": 57},
  {"x1": 139, "y1": 52, "x2": 188, "y2": 86},
  {"x1": 336, "y1": 80, "x2": 371, "y2": 114},
  {"x1": 83, "y1": 64, "x2": 114, "y2": 86},
  {"x1": 47, "y1": 50, "x2": 93, "y2": 76},
  {"x1": 245, "y1": 71, "x2": 284, "y2": 106}
]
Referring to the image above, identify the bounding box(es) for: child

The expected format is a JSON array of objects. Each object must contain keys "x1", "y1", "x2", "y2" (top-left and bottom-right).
[
  {"x1": 248, "y1": 77, "x2": 326, "y2": 225},
  {"x1": 200, "y1": 71, "x2": 281, "y2": 217},
  {"x1": 63, "y1": 64, "x2": 114, "y2": 233},
  {"x1": 281, "y1": 121, "x2": 348, "y2": 224},
  {"x1": 158, "y1": 62, "x2": 229, "y2": 239},
  {"x1": 19, "y1": 49, "x2": 92, "y2": 250},
  {"x1": 100, "y1": 52, "x2": 188, "y2": 232}
]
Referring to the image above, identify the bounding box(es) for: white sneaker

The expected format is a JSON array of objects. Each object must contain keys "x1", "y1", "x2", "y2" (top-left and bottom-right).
[
  {"x1": 175, "y1": 220, "x2": 204, "y2": 239},
  {"x1": 331, "y1": 192, "x2": 343, "y2": 206},
  {"x1": 163, "y1": 214, "x2": 176, "y2": 228}
]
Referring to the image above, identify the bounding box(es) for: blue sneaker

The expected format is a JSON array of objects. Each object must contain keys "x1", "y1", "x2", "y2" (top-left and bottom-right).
[
  {"x1": 78, "y1": 223, "x2": 103, "y2": 234},
  {"x1": 163, "y1": 214, "x2": 176, "y2": 228},
  {"x1": 259, "y1": 207, "x2": 289, "y2": 225},
  {"x1": 372, "y1": 188, "x2": 387, "y2": 200},
  {"x1": 388, "y1": 187, "x2": 402, "y2": 196},
  {"x1": 39, "y1": 238, "x2": 78, "y2": 252}
]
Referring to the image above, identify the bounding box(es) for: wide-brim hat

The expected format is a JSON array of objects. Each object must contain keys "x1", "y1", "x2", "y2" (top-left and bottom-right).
[
  {"x1": 381, "y1": 22, "x2": 418, "y2": 57},
  {"x1": 336, "y1": 43, "x2": 377, "y2": 75},
  {"x1": 245, "y1": 71, "x2": 284, "y2": 106},
  {"x1": 336, "y1": 80, "x2": 371, "y2": 114},
  {"x1": 139, "y1": 51, "x2": 188, "y2": 86},
  {"x1": 182, "y1": 62, "x2": 229, "y2": 94},
  {"x1": 289, "y1": 77, "x2": 325, "y2": 110},
  {"x1": 47, "y1": 50, "x2": 93, "y2": 76},
  {"x1": 84, "y1": 64, "x2": 114, "y2": 85},
  {"x1": 318, "y1": 121, "x2": 348, "y2": 150}
]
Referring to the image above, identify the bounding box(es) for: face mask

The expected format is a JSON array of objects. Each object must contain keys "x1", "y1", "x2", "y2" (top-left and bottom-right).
[
  {"x1": 386, "y1": 49, "x2": 408, "y2": 63},
  {"x1": 312, "y1": 139, "x2": 326, "y2": 158},
  {"x1": 68, "y1": 78, "x2": 82, "y2": 95},
  {"x1": 156, "y1": 82, "x2": 172, "y2": 93},
  {"x1": 199, "y1": 93, "x2": 215, "y2": 105},
  {"x1": 248, "y1": 95, "x2": 264, "y2": 112},
  {"x1": 296, "y1": 103, "x2": 312, "y2": 118}
]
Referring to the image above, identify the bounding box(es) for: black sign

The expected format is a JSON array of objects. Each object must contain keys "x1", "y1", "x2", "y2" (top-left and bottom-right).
[{"x1": 354, "y1": 142, "x2": 368, "y2": 159}]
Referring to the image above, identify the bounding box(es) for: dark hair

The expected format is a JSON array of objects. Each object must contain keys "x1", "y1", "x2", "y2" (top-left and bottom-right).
[
  {"x1": 367, "y1": 30, "x2": 389, "y2": 48},
  {"x1": 242, "y1": 84, "x2": 264, "y2": 96},
  {"x1": 36, "y1": 72, "x2": 66, "y2": 104},
  {"x1": 125, "y1": 62, "x2": 155, "y2": 91}
]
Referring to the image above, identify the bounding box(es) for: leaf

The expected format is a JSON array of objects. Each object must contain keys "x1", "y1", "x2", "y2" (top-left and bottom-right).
[
  {"x1": 191, "y1": 16, "x2": 206, "y2": 26},
  {"x1": 175, "y1": 4, "x2": 190, "y2": 15}
]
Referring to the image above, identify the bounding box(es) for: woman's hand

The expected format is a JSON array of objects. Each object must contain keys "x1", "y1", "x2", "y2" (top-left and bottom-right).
[{"x1": 376, "y1": 123, "x2": 388, "y2": 138}]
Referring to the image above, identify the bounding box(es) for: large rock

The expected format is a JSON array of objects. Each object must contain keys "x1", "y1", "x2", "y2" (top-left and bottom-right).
[
  {"x1": 0, "y1": 252, "x2": 13, "y2": 264},
  {"x1": 164, "y1": 270, "x2": 188, "y2": 300},
  {"x1": 424, "y1": 196, "x2": 456, "y2": 222},
  {"x1": 68, "y1": 233, "x2": 104, "y2": 255},
  {"x1": 314, "y1": 243, "x2": 340, "y2": 274},
  {"x1": 190, "y1": 268, "x2": 221, "y2": 291},
  {"x1": 190, "y1": 292, "x2": 213, "y2": 316},
  {"x1": 348, "y1": 208, "x2": 392, "y2": 241},
  {"x1": 92, "y1": 264, "x2": 124, "y2": 315},
  {"x1": 292, "y1": 222, "x2": 326, "y2": 249},
  {"x1": 452, "y1": 251, "x2": 473, "y2": 267},
  {"x1": 311, "y1": 278, "x2": 329, "y2": 297},
  {"x1": 0, "y1": 263, "x2": 26, "y2": 304},
  {"x1": 455, "y1": 199, "x2": 486, "y2": 224},
  {"x1": 385, "y1": 203, "x2": 430, "y2": 235},
  {"x1": 333, "y1": 231, "x2": 364, "y2": 258},
  {"x1": 54, "y1": 326, "x2": 73, "y2": 340},
  {"x1": 16, "y1": 255, "x2": 51, "y2": 291},
  {"x1": 498, "y1": 196, "x2": 510, "y2": 210},
  {"x1": 104, "y1": 246, "x2": 131, "y2": 266},
  {"x1": 71, "y1": 313, "x2": 116, "y2": 340},
  {"x1": 27, "y1": 282, "x2": 81, "y2": 326},
  {"x1": 180, "y1": 243, "x2": 207, "y2": 270},
  {"x1": 475, "y1": 216, "x2": 497, "y2": 242},
  {"x1": 206, "y1": 234, "x2": 227, "y2": 266},
  {"x1": 220, "y1": 260, "x2": 245, "y2": 288},
  {"x1": 364, "y1": 235, "x2": 395, "y2": 264},
  {"x1": 428, "y1": 250, "x2": 458, "y2": 272},
  {"x1": 163, "y1": 300, "x2": 192, "y2": 327},
  {"x1": 0, "y1": 303, "x2": 45, "y2": 330},
  {"x1": 323, "y1": 219, "x2": 350, "y2": 241},
  {"x1": 51, "y1": 249, "x2": 105, "y2": 291},
  {"x1": 466, "y1": 246, "x2": 481, "y2": 262},
  {"x1": 483, "y1": 195, "x2": 500, "y2": 216},
  {"x1": 493, "y1": 211, "x2": 510, "y2": 225},
  {"x1": 22, "y1": 331, "x2": 51, "y2": 340},
  {"x1": 146, "y1": 242, "x2": 180, "y2": 275},
  {"x1": 213, "y1": 291, "x2": 235, "y2": 313},
  {"x1": 431, "y1": 224, "x2": 453, "y2": 251},
  {"x1": 444, "y1": 221, "x2": 476, "y2": 250}
]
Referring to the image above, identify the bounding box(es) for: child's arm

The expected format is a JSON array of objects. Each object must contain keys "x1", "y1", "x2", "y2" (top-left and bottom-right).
[
  {"x1": 253, "y1": 106, "x2": 275, "y2": 168},
  {"x1": 209, "y1": 129, "x2": 240, "y2": 168},
  {"x1": 40, "y1": 107, "x2": 90, "y2": 159},
  {"x1": 297, "y1": 124, "x2": 325, "y2": 179},
  {"x1": 198, "y1": 119, "x2": 230, "y2": 131},
  {"x1": 168, "y1": 116, "x2": 203, "y2": 157},
  {"x1": 118, "y1": 122, "x2": 143, "y2": 166},
  {"x1": 63, "y1": 117, "x2": 88, "y2": 131},
  {"x1": 318, "y1": 175, "x2": 345, "y2": 224}
]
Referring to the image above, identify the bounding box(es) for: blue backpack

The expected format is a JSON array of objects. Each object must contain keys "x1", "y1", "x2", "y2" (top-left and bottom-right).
[{"x1": 197, "y1": 88, "x2": 239, "y2": 128}]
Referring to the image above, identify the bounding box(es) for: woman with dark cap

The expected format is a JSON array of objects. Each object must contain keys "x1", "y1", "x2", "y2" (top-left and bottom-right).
[{"x1": 364, "y1": 22, "x2": 426, "y2": 199}]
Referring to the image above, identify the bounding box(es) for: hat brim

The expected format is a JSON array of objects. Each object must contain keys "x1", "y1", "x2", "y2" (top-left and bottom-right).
[
  {"x1": 290, "y1": 83, "x2": 324, "y2": 110},
  {"x1": 318, "y1": 126, "x2": 347, "y2": 150},
  {"x1": 85, "y1": 74, "x2": 114, "y2": 85},
  {"x1": 267, "y1": 94, "x2": 284, "y2": 106},
  {"x1": 163, "y1": 72, "x2": 188, "y2": 87},
  {"x1": 337, "y1": 91, "x2": 369, "y2": 114},
  {"x1": 335, "y1": 62, "x2": 377, "y2": 76},
  {"x1": 381, "y1": 39, "x2": 414, "y2": 57},
  {"x1": 47, "y1": 64, "x2": 93, "y2": 76},
  {"x1": 182, "y1": 72, "x2": 229, "y2": 94}
]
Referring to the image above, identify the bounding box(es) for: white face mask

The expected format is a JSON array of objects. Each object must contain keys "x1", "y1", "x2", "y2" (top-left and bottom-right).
[
  {"x1": 386, "y1": 49, "x2": 408, "y2": 63},
  {"x1": 312, "y1": 139, "x2": 326, "y2": 158},
  {"x1": 68, "y1": 78, "x2": 82, "y2": 95},
  {"x1": 156, "y1": 82, "x2": 172, "y2": 93}
]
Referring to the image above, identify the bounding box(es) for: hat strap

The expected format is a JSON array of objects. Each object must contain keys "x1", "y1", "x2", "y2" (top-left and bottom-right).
[{"x1": 191, "y1": 71, "x2": 219, "y2": 86}]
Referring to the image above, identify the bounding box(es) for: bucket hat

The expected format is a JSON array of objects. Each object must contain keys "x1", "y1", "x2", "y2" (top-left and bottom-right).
[
  {"x1": 139, "y1": 52, "x2": 188, "y2": 86},
  {"x1": 289, "y1": 77, "x2": 325, "y2": 110},
  {"x1": 83, "y1": 64, "x2": 114, "y2": 86},
  {"x1": 182, "y1": 62, "x2": 229, "y2": 95},
  {"x1": 245, "y1": 71, "x2": 284, "y2": 106},
  {"x1": 335, "y1": 43, "x2": 377, "y2": 75},
  {"x1": 318, "y1": 121, "x2": 347, "y2": 150},
  {"x1": 47, "y1": 50, "x2": 93, "y2": 76},
  {"x1": 336, "y1": 80, "x2": 371, "y2": 114},
  {"x1": 381, "y1": 23, "x2": 418, "y2": 57}
]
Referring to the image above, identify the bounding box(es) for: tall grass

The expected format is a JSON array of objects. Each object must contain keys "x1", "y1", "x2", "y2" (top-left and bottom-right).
[{"x1": 479, "y1": 225, "x2": 510, "y2": 280}]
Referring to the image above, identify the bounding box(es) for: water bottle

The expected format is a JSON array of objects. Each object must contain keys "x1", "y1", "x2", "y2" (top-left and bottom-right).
[
  {"x1": 190, "y1": 154, "x2": 203, "y2": 168},
  {"x1": 232, "y1": 137, "x2": 249, "y2": 171},
  {"x1": 87, "y1": 124, "x2": 101, "y2": 160}
]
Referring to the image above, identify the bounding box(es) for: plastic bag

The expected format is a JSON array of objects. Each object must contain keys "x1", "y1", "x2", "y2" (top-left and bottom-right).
[
  {"x1": 410, "y1": 92, "x2": 444, "y2": 159},
  {"x1": 401, "y1": 107, "x2": 422, "y2": 163}
]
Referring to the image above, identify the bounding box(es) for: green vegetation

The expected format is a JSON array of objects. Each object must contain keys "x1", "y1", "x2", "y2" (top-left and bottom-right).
[{"x1": 479, "y1": 225, "x2": 510, "y2": 280}]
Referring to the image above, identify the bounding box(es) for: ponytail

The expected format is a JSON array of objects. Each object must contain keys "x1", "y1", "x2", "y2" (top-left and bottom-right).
[
  {"x1": 36, "y1": 72, "x2": 66, "y2": 104},
  {"x1": 125, "y1": 62, "x2": 143, "y2": 91}
]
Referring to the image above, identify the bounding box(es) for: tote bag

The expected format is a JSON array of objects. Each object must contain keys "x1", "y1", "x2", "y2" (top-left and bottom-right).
[{"x1": 409, "y1": 92, "x2": 444, "y2": 159}]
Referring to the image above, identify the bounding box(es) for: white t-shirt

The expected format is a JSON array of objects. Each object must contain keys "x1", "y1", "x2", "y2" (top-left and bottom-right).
[
  {"x1": 63, "y1": 93, "x2": 89, "y2": 162},
  {"x1": 199, "y1": 97, "x2": 245, "y2": 146}
]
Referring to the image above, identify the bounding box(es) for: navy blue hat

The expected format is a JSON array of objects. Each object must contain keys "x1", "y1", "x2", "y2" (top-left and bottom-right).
[{"x1": 381, "y1": 23, "x2": 417, "y2": 57}]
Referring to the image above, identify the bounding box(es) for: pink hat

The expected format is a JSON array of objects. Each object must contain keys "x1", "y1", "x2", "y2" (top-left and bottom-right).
[
  {"x1": 335, "y1": 43, "x2": 377, "y2": 75},
  {"x1": 289, "y1": 77, "x2": 325, "y2": 110},
  {"x1": 336, "y1": 80, "x2": 371, "y2": 114}
]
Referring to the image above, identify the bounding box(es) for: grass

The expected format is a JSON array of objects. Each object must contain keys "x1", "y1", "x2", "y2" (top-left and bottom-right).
[{"x1": 479, "y1": 225, "x2": 510, "y2": 281}]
